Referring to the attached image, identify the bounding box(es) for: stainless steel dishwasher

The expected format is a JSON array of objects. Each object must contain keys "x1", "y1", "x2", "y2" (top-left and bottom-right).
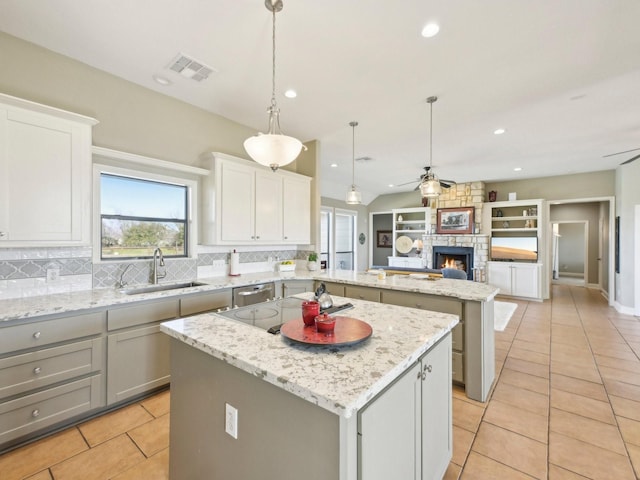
[{"x1": 232, "y1": 282, "x2": 275, "y2": 307}]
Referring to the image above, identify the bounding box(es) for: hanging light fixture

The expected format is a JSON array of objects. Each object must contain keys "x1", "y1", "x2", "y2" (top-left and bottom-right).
[
  {"x1": 346, "y1": 121, "x2": 362, "y2": 204},
  {"x1": 419, "y1": 96, "x2": 442, "y2": 198},
  {"x1": 244, "y1": 0, "x2": 306, "y2": 172}
]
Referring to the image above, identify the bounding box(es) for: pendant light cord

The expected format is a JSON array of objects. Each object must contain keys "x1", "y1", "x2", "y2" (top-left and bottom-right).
[
  {"x1": 350, "y1": 121, "x2": 358, "y2": 186},
  {"x1": 271, "y1": 6, "x2": 277, "y2": 111}
]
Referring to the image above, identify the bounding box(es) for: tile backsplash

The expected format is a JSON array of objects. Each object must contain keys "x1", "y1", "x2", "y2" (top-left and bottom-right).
[{"x1": 0, "y1": 246, "x2": 313, "y2": 299}]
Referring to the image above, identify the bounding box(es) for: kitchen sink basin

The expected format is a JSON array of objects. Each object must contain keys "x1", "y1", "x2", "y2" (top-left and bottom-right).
[{"x1": 119, "y1": 281, "x2": 208, "y2": 295}]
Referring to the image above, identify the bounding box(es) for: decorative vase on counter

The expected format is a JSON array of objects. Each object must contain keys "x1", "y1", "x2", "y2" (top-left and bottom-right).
[{"x1": 307, "y1": 253, "x2": 319, "y2": 271}]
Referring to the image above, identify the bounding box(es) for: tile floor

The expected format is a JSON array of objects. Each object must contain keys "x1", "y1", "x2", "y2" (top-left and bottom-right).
[{"x1": 1, "y1": 284, "x2": 639, "y2": 479}]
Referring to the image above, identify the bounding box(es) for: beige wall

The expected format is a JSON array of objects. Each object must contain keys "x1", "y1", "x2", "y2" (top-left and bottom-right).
[{"x1": 484, "y1": 171, "x2": 615, "y2": 203}]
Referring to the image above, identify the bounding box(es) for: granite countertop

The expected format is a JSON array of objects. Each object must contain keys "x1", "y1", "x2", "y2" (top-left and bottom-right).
[
  {"x1": 160, "y1": 293, "x2": 459, "y2": 419},
  {"x1": 0, "y1": 270, "x2": 497, "y2": 323}
]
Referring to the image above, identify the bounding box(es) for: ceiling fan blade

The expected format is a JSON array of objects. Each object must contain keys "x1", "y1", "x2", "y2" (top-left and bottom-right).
[
  {"x1": 396, "y1": 179, "x2": 420, "y2": 187},
  {"x1": 621, "y1": 154, "x2": 640, "y2": 165}
]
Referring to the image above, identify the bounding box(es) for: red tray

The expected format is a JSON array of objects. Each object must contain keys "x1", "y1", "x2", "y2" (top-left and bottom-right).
[{"x1": 280, "y1": 316, "x2": 372, "y2": 347}]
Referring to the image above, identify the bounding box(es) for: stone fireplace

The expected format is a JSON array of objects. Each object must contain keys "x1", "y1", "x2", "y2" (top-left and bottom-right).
[{"x1": 422, "y1": 234, "x2": 489, "y2": 281}]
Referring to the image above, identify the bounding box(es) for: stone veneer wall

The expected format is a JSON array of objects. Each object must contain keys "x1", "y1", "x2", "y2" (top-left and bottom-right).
[
  {"x1": 421, "y1": 181, "x2": 489, "y2": 279},
  {"x1": 427, "y1": 181, "x2": 486, "y2": 233}
]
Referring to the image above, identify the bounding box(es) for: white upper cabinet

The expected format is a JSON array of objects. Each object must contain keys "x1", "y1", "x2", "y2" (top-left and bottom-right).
[
  {"x1": 0, "y1": 94, "x2": 97, "y2": 245},
  {"x1": 200, "y1": 153, "x2": 311, "y2": 245}
]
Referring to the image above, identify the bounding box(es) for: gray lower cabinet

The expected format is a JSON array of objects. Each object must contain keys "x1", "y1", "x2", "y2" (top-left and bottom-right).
[
  {"x1": 106, "y1": 299, "x2": 178, "y2": 405},
  {"x1": 281, "y1": 280, "x2": 315, "y2": 297},
  {"x1": 0, "y1": 311, "x2": 105, "y2": 448},
  {"x1": 359, "y1": 334, "x2": 452, "y2": 480},
  {"x1": 380, "y1": 290, "x2": 465, "y2": 384},
  {"x1": 322, "y1": 281, "x2": 346, "y2": 297},
  {"x1": 344, "y1": 285, "x2": 380, "y2": 302},
  {"x1": 179, "y1": 289, "x2": 232, "y2": 316}
]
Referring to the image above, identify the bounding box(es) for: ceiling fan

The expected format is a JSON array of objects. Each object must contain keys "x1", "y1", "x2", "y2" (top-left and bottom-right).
[
  {"x1": 397, "y1": 165, "x2": 457, "y2": 191},
  {"x1": 397, "y1": 96, "x2": 456, "y2": 195}
]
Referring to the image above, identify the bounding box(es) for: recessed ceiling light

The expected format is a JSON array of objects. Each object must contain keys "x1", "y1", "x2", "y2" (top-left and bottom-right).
[
  {"x1": 494, "y1": 128, "x2": 506, "y2": 135},
  {"x1": 514, "y1": 167, "x2": 522, "y2": 172},
  {"x1": 284, "y1": 89, "x2": 297, "y2": 98},
  {"x1": 388, "y1": 184, "x2": 395, "y2": 188},
  {"x1": 330, "y1": 163, "x2": 338, "y2": 168},
  {"x1": 421, "y1": 22, "x2": 440, "y2": 38},
  {"x1": 153, "y1": 74, "x2": 172, "y2": 86}
]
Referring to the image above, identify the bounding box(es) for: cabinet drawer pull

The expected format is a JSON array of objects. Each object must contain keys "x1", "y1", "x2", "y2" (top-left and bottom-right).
[
  {"x1": 33, "y1": 367, "x2": 42, "y2": 375},
  {"x1": 32, "y1": 409, "x2": 40, "y2": 418},
  {"x1": 33, "y1": 331, "x2": 41, "y2": 339},
  {"x1": 424, "y1": 364, "x2": 433, "y2": 373},
  {"x1": 0, "y1": 231, "x2": 6, "y2": 238}
]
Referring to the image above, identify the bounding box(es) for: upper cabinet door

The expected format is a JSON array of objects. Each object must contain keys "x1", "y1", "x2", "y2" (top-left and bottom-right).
[
  {"x1": 254, "y1": 170, "x2": 282, "y2": 242},
  {"x1": 219, "y1": 160, "x2": 255, "y2": 243},
  {"x1": 282, "y1": 175, "x2": 311, "y2": 244},
  {"x1": 0, "y1": 96, "x2": 96, "y2": 245}
]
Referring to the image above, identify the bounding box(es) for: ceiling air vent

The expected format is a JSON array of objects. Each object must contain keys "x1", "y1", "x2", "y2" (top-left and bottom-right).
[
  {"x1": 356, "y1": 156, "x2": 374, "y2": 163},
  {"x1": 168, "y1": 53, "x2": 217, "y2": 82}
]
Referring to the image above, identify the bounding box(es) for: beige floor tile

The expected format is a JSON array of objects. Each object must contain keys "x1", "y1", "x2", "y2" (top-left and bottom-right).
[
  {"x1": 551, "y1": 345, "x2": 595, "y2": 366},
  {"x1": 504, "y1": 357, "x2": 550, "y2": 379},
  {"x1": 550, "y1": 373, "x2": 608, "y2": 402},
  {"x1": 472, "y1": 422, "x2": 547, "y2": 479},
  {"x1": 491, "y1": 381, "x2": 549, "y2": 417},
  {"x1": 50, "y1": 434, "x2": 144, "y2": 480},
  {"x1": 79, "y1": 403, "x2": 154, "y2": 447},
  {"x1": 483, "y1": 399, "x2": 548, "y2": 443},
  {"x1": 603, "y1": 378, "x2": 640, "y2": 402},
  {"x1": 549, "y1": 407, "x2": 626, "y2": 454},
  {"x1": 496, "y1": 338, "x2": 513, "y2": 350},
  {"x1": 110, "y1": 447, "x2": 169, "y2": 480},
  {"x1": 461, "y1": 452, "x2": 535, "y2": 479},
  {"x1": 443, "y1": 461, "x2": 461, "y2": 480},
  {"x1": 628, "y1": 443, "x2": 640, "y2": 479},
  {"x1": 550, "y1": 360, "x2": 603, "y2": 384},
  {"x1": 549, "y1": 432, "x2": 636, "y2": 480},
  {"x1": 452, "y1": 397, "x2": 485, "y2": 433},
  {"x1": 548, "y1": 464, "x2": 590, "y2": 479},
  {"x1": 451, "y1": 425, "x2": 475, "y2": 466},
  {"x1": 550, "y1": 388, "x2": 616, "y2": 424},
  {"x1": 598, "y1": 365, "x2": 640, "y2": 387},
  {"x1": 609, "y1": 394, "x2": 640, "y2": 421},
  {"x1": 508, "y1": 347, "x2": 550, "y2": 366},
  {"x1": 140, "y1": 389, "x2": 171, "y2": 418},
  {"x1": 452, "y1": 385, "x2": 488, "y2": 409},
  {"x1": 617, "y1": 416, "x2": 640, "y2": 446},
  {"x1": 500, "y1": 368, "x2": 549, "y2": 395},
  {"x1": 590, "y1": 344, "x2": 638, "y2": 361},
  {"x1": 512, "y1": 339, "x2": 550, "y2": 355},
  {"x1": 24, "y1": 470, "x2": 53, "y2": 480},
  {"x1": 128, "y1": 413, "x2": 170, "y2": 457},
  {"x1": 0, "y1": 428, "x2": 87, "y2": 480},
  {"x1": 595, "y1": 355, "x2": 640, "y2": 373}
]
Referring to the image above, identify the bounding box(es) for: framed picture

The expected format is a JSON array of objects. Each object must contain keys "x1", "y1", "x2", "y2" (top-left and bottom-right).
[
  {"x1": 436, "y1": 207, "x2": 474, "y2": 234},
  {"x1": 377, "y1": 230, "x2": 392, "y2": 248}
]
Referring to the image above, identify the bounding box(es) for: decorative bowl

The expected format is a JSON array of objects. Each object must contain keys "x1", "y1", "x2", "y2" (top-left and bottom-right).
[{"x1": 315, "y1": 313, "x2": 336, "y2": 333}]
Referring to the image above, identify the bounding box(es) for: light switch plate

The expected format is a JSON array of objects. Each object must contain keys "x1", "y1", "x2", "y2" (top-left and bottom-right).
[{"x1": 225, "y1": 403, "x2": 238, "y2": 439}]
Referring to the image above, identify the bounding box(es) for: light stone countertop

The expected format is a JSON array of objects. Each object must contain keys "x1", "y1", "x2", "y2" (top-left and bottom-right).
[
  {"x1": 0, "y1": 269, "x2": 497, "y2": 323},
  {"x1": 160, "y1": 293, "x2": 459, "y2": 419}
]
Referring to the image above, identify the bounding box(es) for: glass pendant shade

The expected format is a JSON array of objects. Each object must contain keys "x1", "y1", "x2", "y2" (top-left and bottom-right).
[
  {"x1": 346, "y1": 186, "x2": 362, "y2": 204},
  {"x1": 420, "y1": 178, "x2": 442, "y2": 198},
  {"x1": 244, "y1": 133, "x2": 304, "y2": 171}
]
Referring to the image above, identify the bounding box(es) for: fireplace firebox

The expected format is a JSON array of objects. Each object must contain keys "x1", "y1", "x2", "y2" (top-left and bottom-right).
[{"x1": 432, "y1": 246, "x2": 474, "y2": 280}]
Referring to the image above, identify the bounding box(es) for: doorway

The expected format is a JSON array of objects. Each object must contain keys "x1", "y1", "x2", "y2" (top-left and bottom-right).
[{"x1": 551, "y1": 221, "x2": 588, "y2": 286}]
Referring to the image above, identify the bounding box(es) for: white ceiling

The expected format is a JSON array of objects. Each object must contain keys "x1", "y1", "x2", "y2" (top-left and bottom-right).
[{"x1": 2, "y1": 0, "x2": 640, "y2": 204}]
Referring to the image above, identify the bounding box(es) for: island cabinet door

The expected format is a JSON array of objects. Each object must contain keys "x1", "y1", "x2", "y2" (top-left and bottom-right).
[
  {"x1": 358, "y1": 362, "x2": 421, "y2": 480},
  {"x1": 420, "y1": 334, "x2": 452, "y2": 480}
]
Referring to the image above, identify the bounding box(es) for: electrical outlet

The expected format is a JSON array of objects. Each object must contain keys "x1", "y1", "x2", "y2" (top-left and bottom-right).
[
  {"x1": 46, "y1": 268, "x2": 60, "y2": 282},
  {"x1": 225, "y1": 403, "x2": 238, "y2": 439},
  {"x1": 212, "y1": 259, "x2": 226, "y2": 268}
]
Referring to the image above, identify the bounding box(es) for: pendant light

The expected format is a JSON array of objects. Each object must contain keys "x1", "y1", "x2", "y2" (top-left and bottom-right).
[
  {"x1": 419, "y1": 96, "x2": 442, "y2": 198},
  {"x1": 244, "y1": 0, "x2": 306, "y2": 172},
  {"x1": 345, "y1": 121, "x2": 362, "y2": 205}
]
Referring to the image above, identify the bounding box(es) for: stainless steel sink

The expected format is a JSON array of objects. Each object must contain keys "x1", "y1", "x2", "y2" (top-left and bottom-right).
[{"x1": 119, "y1": 281, "x2": 208, "y2": 295}]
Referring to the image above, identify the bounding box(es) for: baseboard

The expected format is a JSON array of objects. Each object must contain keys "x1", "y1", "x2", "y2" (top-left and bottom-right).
[{"x1": 613, "y1": 301, "x2": 635, "y2": 315}]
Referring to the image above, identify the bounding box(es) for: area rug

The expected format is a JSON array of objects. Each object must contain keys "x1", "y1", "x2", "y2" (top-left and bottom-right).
[{"x1": 494, "y1": 301, "x2": 518, "y2": 331}]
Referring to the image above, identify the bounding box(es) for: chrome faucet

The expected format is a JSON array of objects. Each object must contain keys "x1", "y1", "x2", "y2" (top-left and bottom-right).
[{"x1": 152, "y1": 248, "x2": 166, "y2": 284}]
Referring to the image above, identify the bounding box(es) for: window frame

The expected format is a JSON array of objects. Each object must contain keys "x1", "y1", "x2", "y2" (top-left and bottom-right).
[{"x1": 92, "y1": 163, "x2": 199, "y2": 263}]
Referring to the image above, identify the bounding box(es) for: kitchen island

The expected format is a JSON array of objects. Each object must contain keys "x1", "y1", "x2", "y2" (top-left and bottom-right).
[{"x1": 160, "y1": 294, "x2": 458, "y2": 480}]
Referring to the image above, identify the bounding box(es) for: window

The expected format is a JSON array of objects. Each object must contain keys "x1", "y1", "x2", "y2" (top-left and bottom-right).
[{"x1": 100, "y1": 173, "x2": 189, "y2": 259}]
